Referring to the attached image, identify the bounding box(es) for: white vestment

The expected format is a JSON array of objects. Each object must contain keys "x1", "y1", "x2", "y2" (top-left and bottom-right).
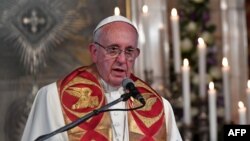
[{"x1": 21, "y1": 82, "x2": 182, "y2": 141}]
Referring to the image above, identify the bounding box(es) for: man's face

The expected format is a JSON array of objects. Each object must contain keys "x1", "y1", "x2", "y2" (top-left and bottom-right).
[{"x1": 90, "y1": 22, "x2": 139, "y2": 87}]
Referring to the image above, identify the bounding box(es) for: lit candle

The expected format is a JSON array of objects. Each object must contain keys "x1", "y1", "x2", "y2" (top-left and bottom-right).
[
  {"x1": 222, "y1": 57, "x2": 231, "y2": 123},
  {"x1": 238, "y1": 101, "x2": 247, "y2": 125},
  {"x1": 142, "y1": 5, "x2": 151, "y2": 71},
  {"x1": 182, "y1": 59, "x2": 191, "y2": 125},
  {"x1": 198, "y1": 37, "x2": 207, "y2": 99},
  {"x1": 170, "y1": 8, "x2": 181, "y2": 73},
  {"x1": 247, "y1": 80, "x2": 250, "y2": 123},
  {"x1": 208, "y1": 82, "x2": 217, "y2": 141},
  {"x1": 114, "y1": 7, "x2": 120, "y2": 15}
]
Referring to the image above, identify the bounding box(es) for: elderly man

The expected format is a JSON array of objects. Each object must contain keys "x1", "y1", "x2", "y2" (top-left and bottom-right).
[{"x1": 22, "y1": 15, "x2": 182, "y2": 141}]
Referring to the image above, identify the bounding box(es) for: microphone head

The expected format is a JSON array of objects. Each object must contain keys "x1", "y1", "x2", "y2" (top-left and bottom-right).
[
  {"x1": 122, "y1": 78, "x2": 146, "y2": 105},
  {"x1": 122, "y1": 78, "x2": 133, "y2": 88}
]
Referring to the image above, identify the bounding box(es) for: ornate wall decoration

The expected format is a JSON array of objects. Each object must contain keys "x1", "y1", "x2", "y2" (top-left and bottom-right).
[
  {"x1": 4, "y1": 85, "x2": 38, "y2": 141},
  {"x1": 0, "y1": 0, "x2": 126, "y2": 140},
  {"x1": 0, "y1": 0, "x2": 89, "y2": 74},
  {"x1": 0, "y1": 0, "x2": 90, "y2": 140}
]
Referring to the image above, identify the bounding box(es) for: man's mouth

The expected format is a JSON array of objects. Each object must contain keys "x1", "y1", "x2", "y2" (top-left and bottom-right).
[{"x1": 112, "y1": 68, "x2": 125, "y2": 72}]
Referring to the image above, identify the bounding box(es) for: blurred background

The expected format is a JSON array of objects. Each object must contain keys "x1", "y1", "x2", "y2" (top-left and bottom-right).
[{"x1": 0, "y1": 0, "x2": 249, "y2": 140}]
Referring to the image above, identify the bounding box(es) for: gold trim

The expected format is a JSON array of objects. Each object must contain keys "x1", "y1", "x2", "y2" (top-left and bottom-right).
[
  {"x1": 132, "y1": 93, "x2": 157, "y2": 111},
  {"x1": 66, "y1": 87, "x2": 99, "y2": 110},
  {"x1": 62, "y1": 76, "x2": 102, "y2": 92},
  {"x1": 134, "y1": 109, "x2": 164, "y2": 128},
  {"x1": 129, "y1": 79, "x2": 165, "y2": 132}
]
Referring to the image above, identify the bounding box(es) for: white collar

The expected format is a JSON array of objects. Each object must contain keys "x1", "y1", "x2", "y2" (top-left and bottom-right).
[{"x1": 100, "y1": 79, "x2": 124, "y2": 94}]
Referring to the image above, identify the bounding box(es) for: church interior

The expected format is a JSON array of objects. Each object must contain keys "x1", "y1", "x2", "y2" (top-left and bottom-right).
[{"x1": 0, "y1": 0, "x2": 250, "y2": 140}]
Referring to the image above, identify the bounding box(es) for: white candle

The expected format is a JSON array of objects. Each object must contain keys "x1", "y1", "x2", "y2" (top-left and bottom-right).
[
  {"x1": 142, "y1": 5, "x2": 151, "y2": 71},
  {"x1": 247, "y1": 80, "x2": 250, "y2": 123},
  {"x1": 238, "y1": 101, "x2": 247, "y2": 124},
  {"x1": 114, "y1": 7, "x2": 120, "y2": 15},
  {"x1": 170, "y1": 8, "x2": 181, "y2": 73},
  {"x1": 222, "y1": 57, "x2": 231, "y2": 123},
  {"x1": 182, "y1": 59, "x2": 191, "y2": 125},
  {"x1": 198, "y1": 37, "x2": 207, "y2": 99},
  {"x1": 208, "y1": 82, "x2": 217, "y2": 141}
]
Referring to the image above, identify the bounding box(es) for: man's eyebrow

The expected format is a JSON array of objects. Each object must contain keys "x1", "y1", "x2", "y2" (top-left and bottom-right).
[
  {"x1": 126, "y1": 46, "x2": 135, "y2": 48},
  {"x1": 107, "y1": 43, "x2": 135, "y2": 49},
  {"x1": 106, "y1": 43, "x2": 120, "y2": 47}
]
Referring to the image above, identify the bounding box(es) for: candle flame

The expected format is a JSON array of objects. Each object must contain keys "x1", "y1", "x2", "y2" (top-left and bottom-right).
[
  {"x1": 238, "y1": 101, "x2": 245, "y2": 108},
  {"x1": 171, "y1": 8, "x2": 178, "y2": 17},
  {"x1": 198, "y1": 37, "x2": 206, "y2": 48},
  {"x1": 221, "y1": 1, "x2": 228, "y2": 10},
  {"x1": 114, "y1": 7, "x2": 120, "y2": 15},
  {"x1": 209, "y1": 82, "x2": 214, "y2": 90},
  {"x1": 142, "y1": 5, "x2": 148, "y2": 14},
  {"x1": 222, "y1": 57, "x2": 228, "y2": 67},
  {"x1": 248, "y1": 80, "x2": 250, "y2": 89},
  {"x1": 183, "y1": 58, "x2": 189, "y2": 67}
]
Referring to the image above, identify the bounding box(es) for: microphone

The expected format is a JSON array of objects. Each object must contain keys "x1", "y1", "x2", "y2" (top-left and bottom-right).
[{"x1": 122, "y1": 78, "x2": 145, "y2": 105}]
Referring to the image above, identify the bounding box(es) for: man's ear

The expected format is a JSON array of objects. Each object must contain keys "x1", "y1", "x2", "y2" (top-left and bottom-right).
[
  {"x1": 136, "y1": 48, "x2": 140, "y2": 57},
  {"x1": 88, "y1": 43, "x2": 98, "y2": 63}
]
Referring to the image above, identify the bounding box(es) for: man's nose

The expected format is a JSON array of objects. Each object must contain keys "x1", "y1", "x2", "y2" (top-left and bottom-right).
[{"x1": 116, "y1": 51, "x2": 127, "y2": 62}]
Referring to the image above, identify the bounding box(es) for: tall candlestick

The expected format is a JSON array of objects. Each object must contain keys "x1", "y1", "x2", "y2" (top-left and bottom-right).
[
  {"x1": 238, "y1": 101, "x2": 247, "y2": 124},
  {"x1": 159, "y1": 27, "x2": 170, "y2": 88},
  {"x1": 247, "y1": 80, "x2": 250, "y2": 123},
  {"x1": 182, "y1": 59, "x2": 191, "y2": 125},
  {"x1": 222, "y1": 57, "x2": 231, "y2": 123},
  {"x1": 198, "y1": 37, "x2": 207, "y2": 99},
  {"x1": 208, "y1": 82, "x2": 217, "y2": 141},
  {"x1": 170, "y1": 8, "x2": 181, "y2": 73},
  {"x1": 142, "y1": 5, "x2": 151, "y2": 71}
]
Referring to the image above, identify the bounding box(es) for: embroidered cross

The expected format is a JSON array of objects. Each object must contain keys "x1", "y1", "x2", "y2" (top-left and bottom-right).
[{"x1": 22, "y1": 9, "x2": 46, "y2": 34}]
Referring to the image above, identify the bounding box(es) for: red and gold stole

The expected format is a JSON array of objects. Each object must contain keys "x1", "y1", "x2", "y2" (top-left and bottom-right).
[{"x1": 57, "y1": 65, "x2": 167, "y2": 141}]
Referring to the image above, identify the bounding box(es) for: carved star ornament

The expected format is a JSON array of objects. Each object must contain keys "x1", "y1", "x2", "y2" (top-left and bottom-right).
[{"x1": 0, "y1": 0, "x2": 89, "y2": 74}]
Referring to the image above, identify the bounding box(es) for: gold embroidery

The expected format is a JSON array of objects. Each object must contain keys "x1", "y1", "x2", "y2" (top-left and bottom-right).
[
  {"x1": 135, "y1": 110, "x2": 163, "y2": 128},
  {"x1": 133, "y1": 93, "x2": 157, "y2": 111},
  {"x1": 129, "y1": 80, "x2": 164, "y2": 128},
  {"x1": 142, "y1": 97, "x2": 157, "y2": 111},
  {"x1": 59, "y1": 66, "x2": 166, "y2": 140},
  {"x1": 129, "y1": 93, "x2": 163, "y2": 128},
  {"x1": 64, "y1": 108, "x2": 113, "y2": 141},
  {"x1": 66, "y1": 87, "x2": 99, "y2": 109},
  {"x1": 128, "y1": 112, "x2": 144, "y2": 135},
  {"x1": 61, "y1": 76, "x2": 105, "y2": 117},
  {"x1": 63, "y1": 77, "x2": 102, "y2": 92}
]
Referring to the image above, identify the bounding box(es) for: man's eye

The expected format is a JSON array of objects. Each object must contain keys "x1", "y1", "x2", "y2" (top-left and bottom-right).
[
  {"x1": 126, "y1": 48, "x2": 135, "y2": 53},
  {"x1": 108, "y1": 46, "x2": 119, "y2": 52}
]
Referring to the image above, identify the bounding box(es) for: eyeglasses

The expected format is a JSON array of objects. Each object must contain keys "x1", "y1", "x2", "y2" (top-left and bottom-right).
[{"x1": 94, "y1": 42, "x2": 139, "y2": 61}]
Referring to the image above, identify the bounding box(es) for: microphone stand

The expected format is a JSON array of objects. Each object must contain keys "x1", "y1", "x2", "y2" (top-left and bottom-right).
[{"x1": 35, "y1": 92, "x2": 133, "y2": 141}]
